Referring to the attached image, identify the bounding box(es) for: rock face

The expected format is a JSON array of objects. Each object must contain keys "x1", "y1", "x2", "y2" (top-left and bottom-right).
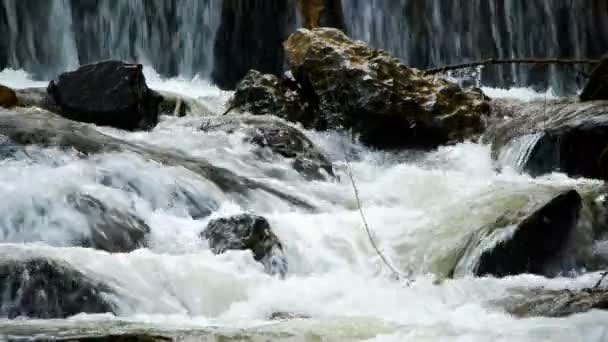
[
  {"x1": 486, "y1": 99, "x2": 608, "y2": 181},
  {"x1": 0, "y1": 258, "x2": 114, "y2": 319},
  {"x1": 67, "y1": 194, "x2": 150, "y2": 253},
  {"x1": 47, "y1": 61, "x2": 163, "y2": 131},
  {"x1": 0, "y1": 84, "x2": 18, "y2": 108},
  {"x1": 211, "y1": 0, "x2": 296, "y2": 90},
  {"x1": 463, "y1": 190, "x2": 583, "y2": 278},
  {"x1": 202, "y1": 114, "x2": 334, "y2": 180},
  {"x1": 580, "y1": 59, "x2": 608, "y2": 101},
  {"x1": 500, "y1": 286, "x2": 608, "y2": 318},
  {"x1": 201, "y1": 214, "x2": 288, "y2": 277},
  {"x1": 232, "y1": 28, "x2": 490, "y2": 149}
]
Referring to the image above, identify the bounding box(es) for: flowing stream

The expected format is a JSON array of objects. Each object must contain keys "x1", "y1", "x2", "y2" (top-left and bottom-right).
[{"x1": 0, "y1": 68, "x2": 607, "y2": 341}]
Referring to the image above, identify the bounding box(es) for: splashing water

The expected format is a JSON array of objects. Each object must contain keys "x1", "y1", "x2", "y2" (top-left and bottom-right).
[{"x1": 1, "y1": 68, "x2": 608, "y2": 341}]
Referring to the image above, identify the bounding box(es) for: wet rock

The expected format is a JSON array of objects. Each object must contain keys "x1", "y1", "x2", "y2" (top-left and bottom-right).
[
  {"x1": 47, "y1": 61, "x2": 163, "y2": 131},
  {"x1": 499, "y1": 286, "x2": 608, "y2": 318},
  {"x1": 0, "y1": 108, "x2": 316, "y2": 211},
  {"x1": 580, "y1": 58, "x2": 608, "y2": 101},
  {"x1": 270, "y1": 311, "x2": 311, "y2": 320},
  {"x1": 0, "y1": 258, "x2": 115, "y2": 319},
  {"x1": 67, "y1": 194, "x2": 150, "y2": 253},
  {"x1": 202, "y1": 114, "x2": 334, "y2": 180},
  {"x1": 485, "y1": 99, "x2": 608, "y2": 180},
  {"x1": 211, "y1": 0, "x2": 296, "y2": 90},
  {"x1": 229, "y1": 70, "x2": 315, "y2": 126},
  {"x1": 201, "y1": 214, "x2": 288, "y2": 277},
  {"x1": 282, "y1": 28, "x2": 490, "y2": 149},
  {"x1": 0, "y1": 84, "x2": 18, "y2": 108},
  {"x1": 462, "y1": 190, "x2": 583, "y2": 278},
  {"x1": 296, "y1": 0, "x2": 347, "y2": 31},
  {"x1": 156, "y1": 90, "x2": 193, "y2": 117},
  {"x1": 58, "y1": 334, "x2": 172, "y2": 342}
]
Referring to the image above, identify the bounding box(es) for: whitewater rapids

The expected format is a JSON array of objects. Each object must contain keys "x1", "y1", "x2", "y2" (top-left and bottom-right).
[{"x1": 0, "y1": 68, "x2": 607, "y2": 341}]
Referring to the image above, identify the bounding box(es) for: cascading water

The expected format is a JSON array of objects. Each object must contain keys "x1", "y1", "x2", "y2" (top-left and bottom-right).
[{"x1": 342, "y1": 0, "x2": 608, "y2": 93}]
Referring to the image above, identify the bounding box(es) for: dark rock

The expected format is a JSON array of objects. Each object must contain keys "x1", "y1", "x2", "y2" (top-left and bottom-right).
[
  {"x1": 47, "y1": 61, "x2": 163, "y2": 131},
  {"x1": 211, "y1": 0, "x2": 296, "y2": 90},
  {"x1": 485, "y1": 99, "x2": 608, "y2": 180},
  {"x1": 296, "y1": 0, "x2": 347, "y2": 31},
  {"x1": 67, "y1": 193, "x2": 150, "y2": 253},
  {"x1": 499, "y1": 286, "x2": 608, "y2": 318},
  {"x1": 0, "y1": 108, "x2": 316, "y2": 211},
  {"x1": 269, "y1": 311, "x2": 311, "y2": 320},
  {"x1": 280, "y1": 28, "x2": 490, "y2": 149},
  {"x1": 229, "y1": 70, "x2": 316, "y2": 126},
  {"x1": 201, "y1": 214, "x2": 288, "y2": 277},
  {"x1": 580, "y1": 58, "x2": 608, "y2": 101},
  {"x1": 0, "y1": 84, "x2": 18, "y2": 108},
  {"x1": 58, "y1": 334, "x2": 172, "y2": 342},
  {"x1": 0, "y1": 258, "x2": 115, "y2": 319},
  {"x1": 202, "y1": 114, "x2": 334, "y2": 180},
  {"x1": 469, "y1": 190, "x2": 583, "y2": 277}
]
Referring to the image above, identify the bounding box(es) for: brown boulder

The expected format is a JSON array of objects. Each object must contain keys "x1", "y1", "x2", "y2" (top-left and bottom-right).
[
  {"x1": 0, "y1": 84, "x2": 18, "y2": 108},
  {"x1": 283, "y1": 28, "x2": 490, "y2": 149}
]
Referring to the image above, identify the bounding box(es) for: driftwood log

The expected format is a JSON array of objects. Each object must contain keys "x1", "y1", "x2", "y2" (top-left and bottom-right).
[{"x1": 423, "y1": 58, "x2": 601, "y2": 75}]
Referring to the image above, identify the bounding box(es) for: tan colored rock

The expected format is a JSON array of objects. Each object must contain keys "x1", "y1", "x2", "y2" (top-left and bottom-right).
[
  {"x1": 283, "y1": 28, "x2": 490, "y2": 148},
  {"x1": 0, "y1": 84, "x2": 18, "y2": 108}
]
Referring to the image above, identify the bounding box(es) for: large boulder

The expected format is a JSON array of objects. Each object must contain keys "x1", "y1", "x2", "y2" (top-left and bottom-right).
[
  {"x1": 0, "y1": 84, "x2": 17, "y2": 108},
  {"x1": 580, "y1": 58, "x2": 608, "y2": 101},
  {"x1": 47, "y1": 61, "x2": 163, "y2": 131},
  {"x1": 67, "y1": 193, "x2": 150, "y2": 253},
  {"x1": 201, "y1": 214, "x2": 288, "y2": 277},
  {"x1": 281, "y1": 28, "x2": 490, "y2": 149},
  {"x1": 455, "y1": 190, "x2": 583, "y2": 278},
  {"x1": 202, "y1": 114, "x2": 334, "y2": 180},
  {"x1": 485, "y1": 99, "x2": 608, "y2": 180},
  {"x1": 0, "y1": 257, "x2": 115, "y2": 319}
]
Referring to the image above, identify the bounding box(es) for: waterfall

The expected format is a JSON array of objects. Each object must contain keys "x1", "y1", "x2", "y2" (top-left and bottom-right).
[
  {"x1": 342, "y1": 0, "x2": 608, "y2": 93},
  {"x1": 0, "y1": 0, "x2": 221, "y2": 79}
]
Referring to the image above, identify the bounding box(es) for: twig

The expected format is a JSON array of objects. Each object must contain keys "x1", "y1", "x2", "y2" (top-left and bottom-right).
[
  {"x1": 222, "y1": 103, "x2": 237, "y2": 116},
  {"x1": 423, "y1": 58, "x2": 600, "y2": 75},
  {"x1": 341, "y1": 139, "x2": 410, "y2": 283},
  {"x1": 593, "y1": 271, "x2": 608, "y2": 289}
]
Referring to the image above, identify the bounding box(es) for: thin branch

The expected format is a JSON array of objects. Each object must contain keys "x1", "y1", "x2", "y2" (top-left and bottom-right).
[
  {"x1": 423, "y1": 58, "x2": 600, "y2": 75},
  {"x1": 594, "y1": 271, "x2": 608, "y2": 289}
]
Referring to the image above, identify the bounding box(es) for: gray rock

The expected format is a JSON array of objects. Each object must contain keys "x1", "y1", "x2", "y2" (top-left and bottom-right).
[
  {"x1": 201, "y1": 214, "x2": 288, "y2": 277},
  {"x1": 0, "y1": 258, "x2": 115, "y2": 319}
]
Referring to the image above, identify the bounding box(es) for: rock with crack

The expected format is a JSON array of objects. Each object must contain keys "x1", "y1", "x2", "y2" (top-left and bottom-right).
[
  {"x1": 485, "y1": 98, "x2": 608, "y2": 181},
  {"x1": 201, "y1": 214, "x2": 288, "y2": 277},
  {"x1": 67, "y1": 193, "x2": 150, "y2": 253},
  {"x1": 0, "y1": 257, "x2": 115, "y2": 319},
  {"x1": 202, "y1": 114, "x2": 334, "y2": 180},
  {"x1": 47, "y1": 60, "x2": 163, "y2": 131},
  {"x1": 282, "y1": 28, "x2": 491, "y2": 149}
]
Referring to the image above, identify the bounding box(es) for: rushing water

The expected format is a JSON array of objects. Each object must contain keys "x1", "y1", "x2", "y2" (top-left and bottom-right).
[{"x1": 0, "y1": 68, "x2": 607, "y2": 341}]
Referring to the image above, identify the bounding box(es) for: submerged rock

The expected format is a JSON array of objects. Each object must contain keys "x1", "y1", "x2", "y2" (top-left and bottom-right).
[
  {"x1": 486, "y1": 99, "x2": 608, "y2": 180},
  {"x1": 0, "y1": 258, "x2": 115, "y2": 319},
  {"x1": 0, "y1": 108, "x2": 316, "y2": 211},
  {"x1": 202, "y1": 114, "x2": 334, "y2": 180},
  {"x1": 580, "y1": 58, "x2": 608, "y2": 101},
  {"x1": 281, "y1": 28, "x2": 490, "y2": 149},
  {"x1": 499, "y1": 286, "x2": 608, "y2": 318},
  {"x1": 201, "y1": 214, "x2": 288, "y2": 277},
  {"x1": 459, "y1": 190, "x2": 583, "y2": 278},
  {"x1": 47, "y1": 61, "x2": 163, "y2": 131},
  {"x1": 67, "y1": 193, "x2": 150, "y2": 253},
  {"x1": 0, "y1": 84, "x2": 17, "y2": 108}
]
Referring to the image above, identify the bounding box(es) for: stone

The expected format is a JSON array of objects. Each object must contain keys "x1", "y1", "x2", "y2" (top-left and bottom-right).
[
  {"x1": 47, "y1": 61, "x2": 163, "y2": 131},
  {"x1": 0, "y1": 258, "x2": 115, "y2": 319},
  {"x1": 485, "y1": 99, "x2": 608, "y2": 181},
  {"x1": 201, "y1": 214, "x2": 288, "y2": 277},
  {"x1": 281, "y1": 28, "x2": 490, "y2": 149},
  {"x1": 67, "y1": 193, "x2": 150, "y2": 253},
  {"x1": 202, "y1": 114, "x2": 334, "y2": 181},
  {"x1": 296, "y1": 0, "x2": 346, "y2": 31},
  {"x1": 460, "y1": 190, "x2": 583, "y2": 278},
  {"x1": 498, "y1": 286, "x2": 608, "y2": 318},
  {"x1": 0, "y1": 84, "x2": 18, "y2": 108},
  {"x1": 580, "y1": 58, "x2": 608, "y2": 101}
]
